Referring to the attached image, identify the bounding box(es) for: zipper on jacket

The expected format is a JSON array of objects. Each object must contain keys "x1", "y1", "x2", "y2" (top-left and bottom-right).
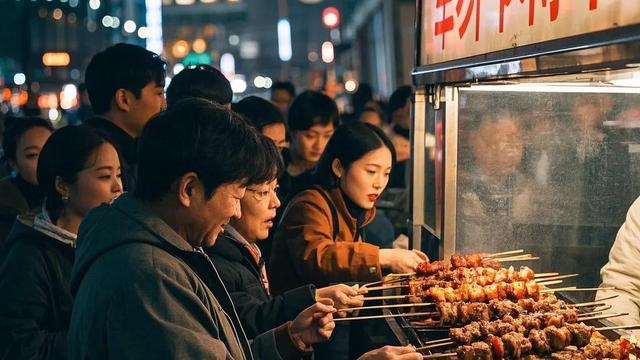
[{"x1": 194, "y1": 247, "x2": 255, "y2": 360}]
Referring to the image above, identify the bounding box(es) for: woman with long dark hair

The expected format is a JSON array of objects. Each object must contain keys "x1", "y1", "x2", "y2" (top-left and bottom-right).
[
  {"x1": 0, "y1": 125, "x2": 122, "y2": 359},
  {"x1": 269, "y1": 122, "x2": 428, "y2": 294}
]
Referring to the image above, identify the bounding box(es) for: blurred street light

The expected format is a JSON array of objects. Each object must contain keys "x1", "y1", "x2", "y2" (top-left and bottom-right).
[
  {"x1": 321, "y1": 41, "x2": 334, "y2": 63},
  {"x1": 172, "y1": 40, "x2": 189, "y2": 58},
  {"x1": 277, "y1": 19, "x2": 292, "y2": 62},
  {"x1": 321, "y1": 6, "x2": 340, "y2": 29},
  {"x1": 13, "y1": 73, "x2": 26, "y2": 86},
  {"x1": 124, "y1": 20, "x2": 137, "y2": 33},
  {"x1": 42, "y1": 52, "x2": 71, "y2": 67}
]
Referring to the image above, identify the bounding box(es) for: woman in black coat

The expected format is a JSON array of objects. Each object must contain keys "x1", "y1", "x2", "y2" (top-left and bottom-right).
[
  {"x1": 0, "y1": 125, "x2": 123, "y2": 360},
  {"x1": 205, "y1": 137, "x2": 364, "y2": 339}
]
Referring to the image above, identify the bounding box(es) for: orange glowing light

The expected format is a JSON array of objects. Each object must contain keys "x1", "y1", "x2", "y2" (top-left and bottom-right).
[{"x1": 42, "y1": 52, "x2": 71, "y2": 67}]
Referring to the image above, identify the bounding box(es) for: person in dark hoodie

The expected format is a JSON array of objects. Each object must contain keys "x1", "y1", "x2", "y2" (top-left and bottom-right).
[
  {"x1": 0, "y1": 117, "x2": 53, "y2": 245},
  {"x1": 84, "y1": 43, "x2": 166, "y2": 192},
  {"x1": 67, "y1": 98, "x2": 336, "y2": 360},
  {"x1": 205, "y1": 136, "x2": 364, "y2": 339},
  {"x1": 0, "y1": 125, "x2": 123, "y2": 359}
]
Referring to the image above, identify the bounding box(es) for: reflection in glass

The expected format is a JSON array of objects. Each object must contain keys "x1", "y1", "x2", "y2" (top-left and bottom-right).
[{"x1": 454, "y1": 89, "x2": 640, "y2": 299}]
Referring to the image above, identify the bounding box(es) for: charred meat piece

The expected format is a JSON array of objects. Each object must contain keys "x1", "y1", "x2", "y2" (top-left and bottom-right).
[
  {"x1": 566, "y1": 323, "x2": 593, "y2": 347},
  {"x1": 543, "y1": 325, "x2": 572, "y2": 350},
  {"x1": 528, "y1": 329, "x2": 551, "y2": 353}
]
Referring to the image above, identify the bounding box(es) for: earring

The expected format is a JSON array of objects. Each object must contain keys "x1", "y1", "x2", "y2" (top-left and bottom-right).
[{"x1": 62, "y1": 195, "x2": 70, "y2": 202}]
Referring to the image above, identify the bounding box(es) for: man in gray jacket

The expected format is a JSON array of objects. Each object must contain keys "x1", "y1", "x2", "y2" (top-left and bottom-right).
[{"x1": 68, "y1": 98, "x2": 336, "y2": 359}]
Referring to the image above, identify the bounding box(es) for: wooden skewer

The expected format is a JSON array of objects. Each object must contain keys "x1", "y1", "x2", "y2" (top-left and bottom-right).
[
  {"x1": 388, "y1": 272, "x2": 415, "y2": 278},
  {"x1": 363, "y1": 284, "x2": 408, "y2": 292},
  {"x1": 577, "y1": 305, "x2": 612, "y2": 317},
  {"x1": 534, "y1": 272, "x2": 560, "y2": 278},
  {"x1": 536, "y1": 273, "x2": 579, "y2": 282},
  {"x1": 423, "y1": 353, "x2": 456, "y2": 359},
  {"x1": 421, "y1": 338, "x2": 453, "y2": 346},
  {"x1": 343, "y1": 302, "x2": 435, "y2": 312},
  {"x1": 537, "y1": 279, "x2": 564, "y2": 286},
  {"x1": 334, "y1": 311, "x2": 437, "y2": 322},
  {"x1": 572, "y1": 302, "x2": 606, "y2": 308},
  {"x1": 542, "y1": 286, "x2": 615, "y2": 293},
  {"x1": 577, "y1": 312, "x2": 628, "y2": 322},
  {"x1": 596, "y1": 323, "x2": 640, "y2": 331},
  {"x1": 362, "y1": 277, "x2": 408, "y2": 288},
  {"x1": 494, "y1": 254, "x2": 534, "y2": 261},
  {"x1": 571, "y1": 295, "x2": 619, "y2": 307},
  {"x1": 485, "y1": 249, "x2": 524, "y2": 258},
  {"x1": 362, "y1": 295, "x2": 410, "y2": 301},
  {"x1": 497, "y1": 257, "x2": 540, "y2": 263},
  {"x1": 415, "y1": 341, "x2": 455, "y2": 351}
]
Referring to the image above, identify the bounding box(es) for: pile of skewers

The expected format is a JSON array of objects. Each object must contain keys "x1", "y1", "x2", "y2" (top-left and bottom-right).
[{"x1": 342, "y1": 250, "x2": 640, "y2": 359}]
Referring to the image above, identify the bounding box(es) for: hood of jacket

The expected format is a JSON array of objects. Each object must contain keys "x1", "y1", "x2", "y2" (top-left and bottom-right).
[{"x1": 70, "y1": 193, "x2": 195, "y2": 294}]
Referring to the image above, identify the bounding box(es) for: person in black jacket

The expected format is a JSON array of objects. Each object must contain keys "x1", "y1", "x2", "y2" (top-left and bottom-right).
[
  {"x1": 0, "y1": 125, "x2": 123, "y2": 360},
  {"x1": 84, "y1": 43, "x2": 166, "y2": 192},
  {"x1": 0, "y1": 117, "x2": 53, "y2": 245},
  {"x1": 205, "y1": 138, "x2": 364, "y2": 339}
]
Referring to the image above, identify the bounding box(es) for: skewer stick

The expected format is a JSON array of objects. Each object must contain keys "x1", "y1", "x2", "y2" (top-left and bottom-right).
[
  {"x1": 572, "y1": 302, "x2": 606, "y2": 308},
  {"x1": 535, "y1": 273, "x2": 579, "y2": 282},
  {"x1": 537, "y1": 279, "x2": 564, "y2": 286},
  {"x1": 362, "y1": 277, "x2": 408, "y2": 288},
  {"x1": 343, "y1": 302, "x2": 435, "y2": 312},
  {"x1": 577, "y1": 312, "x2": 628, "y2": 322},
  {"x1": 577, "y1": 306, "x2": 613, "y2": 317},
  {"x1": 362, "y1": 284, "x2": 408, "y2": 292},
  {"x1": 497, "y1": 257, "x2": 540, "y2": 263},
  {"x1": 485, "y1": 249, "x2": 524, "y2": 258},
  {"x1": 542, "y1": 286, "x2": 615, "y2": 293},
  {"x1": 596, "y1": 324, "x2": 640, "y2": 331},
  {"x1": 534, "y1": 272, "x2": 560, "y2": 278},
  {"x1": 388, "y1": 272, "x2": 415, "y2": 278},
  {"x1": 415, "y1": 342, "x2": 455, "y2": 351},
  {"x1": 423, "y1": 353, "x2": 456, "y2": 359},
  {"x1": 493, "y1": 254, "x2": 533, "y2": 261},
  {"x1": 362, "y1": 295, "x2": 410, "y2": 301},
  {"x1": 333, "y1": 311, "x2": 437, "y2": 322},
  {"x1": 571, "y1": 294, "x2": 619, "y2": 307},
  {"x1": 421, "y1": 338, "x2": 453, "y2": 346}
]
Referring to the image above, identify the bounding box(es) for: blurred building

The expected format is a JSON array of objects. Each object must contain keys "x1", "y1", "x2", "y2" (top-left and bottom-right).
[{"x1": 0, "y1": 0, "x2": 148, "y2": 120}]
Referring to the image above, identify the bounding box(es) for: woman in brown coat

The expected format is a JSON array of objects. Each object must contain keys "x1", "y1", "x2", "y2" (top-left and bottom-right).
[{"x1": 269, "y1": 122, "x2": 428, "y2": 295}]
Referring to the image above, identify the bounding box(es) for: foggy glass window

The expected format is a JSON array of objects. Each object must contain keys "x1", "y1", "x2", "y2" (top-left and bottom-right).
[{"x1": 454, "y1": 89, "x2": 640, "y2": 297}]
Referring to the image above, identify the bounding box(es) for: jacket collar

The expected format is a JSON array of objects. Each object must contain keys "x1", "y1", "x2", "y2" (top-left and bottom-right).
[
  {"x1": 324, "y1": 186, "x2": 376, "y2": 231},
  {"x1": 112, "y1": 194, "x2": 195, "y2": 252}
]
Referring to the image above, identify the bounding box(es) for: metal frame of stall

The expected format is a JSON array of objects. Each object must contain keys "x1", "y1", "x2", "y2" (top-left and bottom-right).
[{"x1": 409, "y1": 0, "x2": 640, "y2": 259}]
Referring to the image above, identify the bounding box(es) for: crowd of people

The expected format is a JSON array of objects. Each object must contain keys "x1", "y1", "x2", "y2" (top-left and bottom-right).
[{"x1": 0, "y1": 43, "x2": 427, "y2": 360}]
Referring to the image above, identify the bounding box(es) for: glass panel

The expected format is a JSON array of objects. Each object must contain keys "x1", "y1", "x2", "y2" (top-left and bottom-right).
[
  {"x1": 423, "y1": 104, "x2": 440, "y2": 233},
  {"x1": 454, "y1": 75, "x2": 640, "y2": 300}
]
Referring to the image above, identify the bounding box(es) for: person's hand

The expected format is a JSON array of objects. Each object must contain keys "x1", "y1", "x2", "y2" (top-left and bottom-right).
[
  {"x1": 379, "y1": 249, "x2": 429, "y2": 274},
  {"x1": 316, "y1": 284, "x2": 366, "y2": 317},
  {"x1": 391, "y1": 135, "x2": 411, "y2": 162},
  {"x1": 289, "y1": 299, "x2": 336, "y2": 346},
  {"x1": 357, "y1": 345, "x2": 422, "y2": 360}
]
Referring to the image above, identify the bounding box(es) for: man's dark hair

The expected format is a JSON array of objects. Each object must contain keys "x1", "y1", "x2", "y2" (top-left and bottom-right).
[
  {"x1": 85, "y1": 43, "x2": 166, "y2": 114},
  {"x1": 271, "y1": 81, "x2": 295, "y2": 98},
  {"x1": 313, "y1": 122, "x2": 396, "y2": 188},
  {"x1": 135, "y1": 98, "x2": 278, "y2": 201},
  {"x1": 387, "y1": 85, "x2": 412, "y2": 122},
  {"x1": 166, "y1": 65, "x2": 232, "y2": 107},
  {"x1": 287, "y1": 91, "x2": 340, "y2": 132},
  {"x1": 37, "y1": 125, "x2": 116, "y2": 222},
  {"x1": 232, "y1": 96, "x2": 285, "y2": 132},
  {"x1": 2, "y1": 116, "x2": 53, "y2": 162}
]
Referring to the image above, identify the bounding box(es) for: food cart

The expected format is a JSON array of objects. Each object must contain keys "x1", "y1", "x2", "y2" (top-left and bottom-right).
[
  {"x1": 371, "y1": 1, "x2": 640, "y2": 356},
  {"x1": 409, "y1": 0, "x2": 640, "y2": 294}
]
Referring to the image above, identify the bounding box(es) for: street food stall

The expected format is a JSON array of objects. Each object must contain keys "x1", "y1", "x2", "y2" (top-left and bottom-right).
[
  {"x1": 410, "y1": 0, "x2": 640, "y2": 293},
  {"x1": 354, "y1": 1, "x2": 640, "y2": 357}
]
